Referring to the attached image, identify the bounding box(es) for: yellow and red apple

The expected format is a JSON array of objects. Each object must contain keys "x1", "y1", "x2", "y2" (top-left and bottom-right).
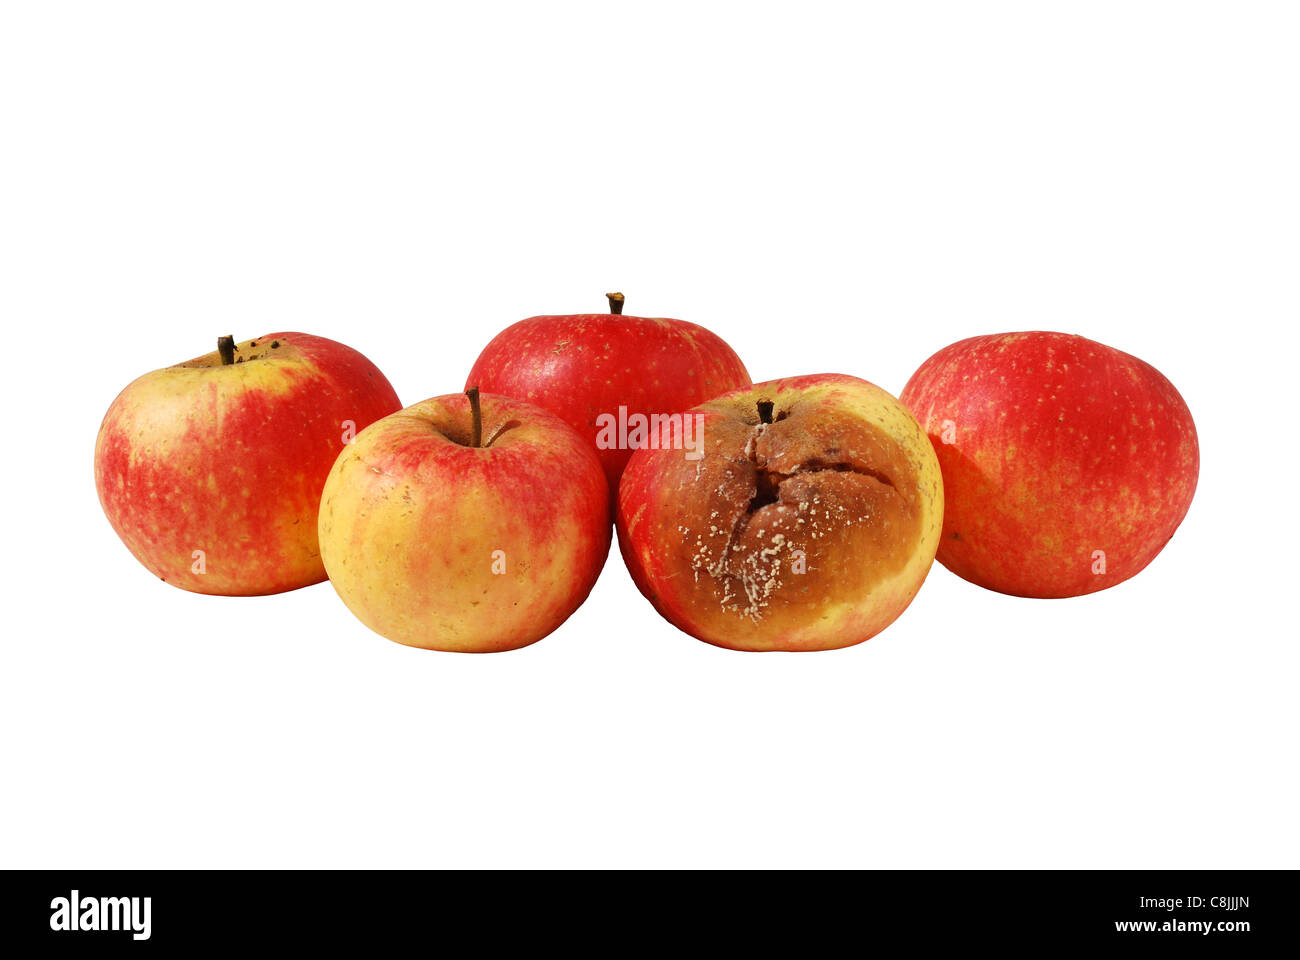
[
  {"x1": 900, "y1": 331, "x2": 1199, "y2": 598},
  {"x1": 94, "y1": 333, "x2": 401, "y2": 595},
  {"x1": 617, "y1": 374, "x2": 943, "y2": 651},
  {"x1": 467, "y1": 293, "x2": 751, "y2": 492},
  {"x1": 318, "y1": 389, "x2": 610, "y2": 652}
]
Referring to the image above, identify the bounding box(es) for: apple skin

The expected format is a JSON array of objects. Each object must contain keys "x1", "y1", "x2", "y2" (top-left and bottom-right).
[
  {"x1": 318, "y1": 392, "x2": 611, "y2": 653},
  {"x1": 616, "y1": 374, "x2": 943, "y2": 652},
  {"x1": 94, "y1": 333, "x2": 401, "y2": 596},
  {"x1": 899, "y1": 331, "x2": 1199, "y2": 598},
  {"x1": 465, "y1": 306, "x2": 751, "y2": 492}
]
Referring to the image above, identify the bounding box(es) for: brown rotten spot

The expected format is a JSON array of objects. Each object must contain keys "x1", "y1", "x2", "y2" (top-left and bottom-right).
[{"x1": 616, "y1": 374, "x2": 943, "y2": 652}]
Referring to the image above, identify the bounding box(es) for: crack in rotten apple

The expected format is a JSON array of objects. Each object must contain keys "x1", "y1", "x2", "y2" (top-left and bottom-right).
[
  {"x1": 749, "y1": 458, "x2": 895, "y2": 511},
  {"x1": 704, "y1": 423, "x2": 896, "y2": 621}
]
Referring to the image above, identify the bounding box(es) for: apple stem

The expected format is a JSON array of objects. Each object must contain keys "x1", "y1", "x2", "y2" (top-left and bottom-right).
[
  {"x1": 606, "y1": 292, "x2": 625, "y2": 315},
  {"x1": 217, "y1": 335, "x2": 236, "y2": 366},
  {"x1": 757, "y1": 399, "x2": 774, "y2": 425},
  {"x1": 466, "y1": 385, "x2": 483, "y2": 448}
]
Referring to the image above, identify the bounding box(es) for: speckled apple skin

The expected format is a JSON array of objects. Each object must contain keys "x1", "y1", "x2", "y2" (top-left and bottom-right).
[
  {"x1": 95, "y1": 333, "x2": 402, "y2": 596},
  {"x1": 466, "y1": 312, "x2": 751, "y2": 492},
  {"x1": 900, "y1": 331, "x2": 1199, "y2": 598},
  {"x1": 617, "y1": 374, "x2": 943, "y2": 652},
  {"x1": 318, "y1": 393, "x2": 611, "y2": 653}
]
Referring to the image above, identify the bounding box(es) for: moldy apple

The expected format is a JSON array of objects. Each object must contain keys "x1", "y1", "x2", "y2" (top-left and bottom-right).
[{"x1": 618, "y1": 374, "x2": 943, "y2": 651}]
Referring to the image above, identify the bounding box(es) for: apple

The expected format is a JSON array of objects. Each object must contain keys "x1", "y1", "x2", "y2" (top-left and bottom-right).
[
  {"x1": 95, "y1": 333, "x2": 401, "y2": 595},
  {"x1": 616, "y1": 374, "x2": 943, "y2": 651},
  {"x1": 466, "y1": 293, "x2": 751, "y2": 492},
  {"x1": 318, "y1": 388, "x2": 611, "y2": 652},
  {"x1": 899, "y1": 331, "x2": 1199, "y2": 598}
]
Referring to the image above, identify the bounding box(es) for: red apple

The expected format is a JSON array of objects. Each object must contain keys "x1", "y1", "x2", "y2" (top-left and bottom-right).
[
  {"x1": 466, "y1": 293, "x2": 751, "y2": 492},
  {"x1": 95, "y1": 333, "x2": 401, "y2": 595},
  {"x1": 318, "y1": 389, "x2": 610, "y2": 652},
  {"x1": 899, "y1": 331, "x2": 1199, "y2": 598},
  {"x1": 617, "y1": 374, "x2": 944, "y2": 652}
]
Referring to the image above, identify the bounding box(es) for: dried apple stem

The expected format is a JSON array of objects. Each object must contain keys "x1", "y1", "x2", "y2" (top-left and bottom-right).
[
  {"x1": 217, "y1": 335, "x2": 236, "y2": 366},
  {"x1": 606, "y1": 292, "x2": 625, "y2": 315},
  {"x1": 466, "y1": 386, "x2": 483, "y2": 448}
]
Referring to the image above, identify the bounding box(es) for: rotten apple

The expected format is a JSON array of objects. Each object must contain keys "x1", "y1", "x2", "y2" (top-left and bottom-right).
[
  {"x1": 95, "y1": 333, "x2": 402, "y2": 595},
  {"x1": 318, "y1": 388, "x2": 610, "y2": 652},
  {"x1": 899, "y1": 331, "x2": 1199, "y2": 598},
  {"x1": 466, "y1": 293, "x2": 751, "y2": 492},
  {"x1": 617, "y1": 374, "x2": 944, "y2": 651}
]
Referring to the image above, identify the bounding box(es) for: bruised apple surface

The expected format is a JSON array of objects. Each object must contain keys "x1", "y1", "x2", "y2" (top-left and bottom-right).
[{"x1": 617, "y1": 374, "x2": 943, "y2": 651}]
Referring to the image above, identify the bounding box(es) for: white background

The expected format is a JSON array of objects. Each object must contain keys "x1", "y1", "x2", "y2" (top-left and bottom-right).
[{"x1": 2, "y1": 2, "x2": 1296, "y2": 868}]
